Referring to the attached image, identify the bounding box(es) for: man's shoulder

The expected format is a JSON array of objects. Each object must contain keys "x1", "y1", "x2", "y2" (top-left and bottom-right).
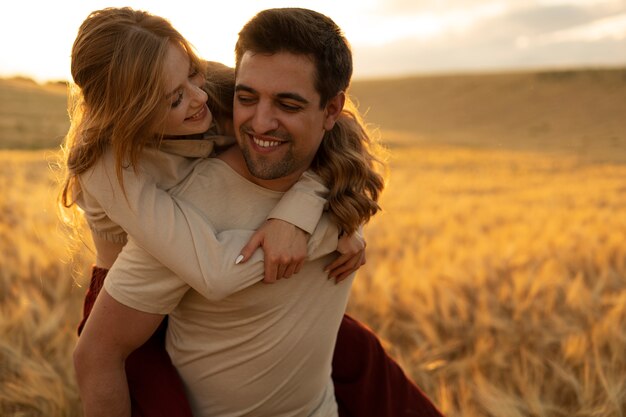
[
  {"x1": 169, "y1": 157, "x2": 226, "y2": 196},
  {"x1": 170, "y1": 155, "x2": 260, "y2": 201},
  {"x1": 216, "y1": 145, "x2": 249, "y2": 176}
]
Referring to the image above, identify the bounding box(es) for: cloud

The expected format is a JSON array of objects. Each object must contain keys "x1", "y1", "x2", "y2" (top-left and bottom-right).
[
  {"x1": 352, "y1": 2, "x2": 626, "y2": 78},
  {"x1": 520, "y1": 12, "x2": 626, "y2": 46},
  {"x1": 351, "y1": 0, "x2": 626, "y2": 77},
  {"x1": 375, "y1": 0, "x2": 517, "y2": 15},
  {"x1": 345, "y1": 2, "x2": 509, "y2": 46},
  {"x1": 501, "y1": 4, "x2": 602, "y2": 33},
  {"x1": 350, "y1": 0, "x2": 625, "y2": 48}
]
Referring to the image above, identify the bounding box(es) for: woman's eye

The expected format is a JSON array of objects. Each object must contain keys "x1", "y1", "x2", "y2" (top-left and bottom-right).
[
  {"x1": 171, "y1": 91, "x2": 184, "y2": 108},
  {"x1": 189, "y1": 64, "x2": 205, "y2": 82}
]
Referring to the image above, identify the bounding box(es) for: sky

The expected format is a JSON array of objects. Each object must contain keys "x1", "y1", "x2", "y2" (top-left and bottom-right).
[{"x1": 1, "y1": 0, "x2": 625, "y2": 83}]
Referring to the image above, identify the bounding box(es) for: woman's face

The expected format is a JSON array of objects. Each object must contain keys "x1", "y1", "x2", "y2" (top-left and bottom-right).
[{"x1": 162, "y1": 42, "x2": 213, "y2": 136}]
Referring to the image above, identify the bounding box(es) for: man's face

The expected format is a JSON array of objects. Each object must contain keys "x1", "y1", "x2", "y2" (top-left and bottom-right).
[{"x1": 233, "y1": 51, "x2": 336, "y2": 187}]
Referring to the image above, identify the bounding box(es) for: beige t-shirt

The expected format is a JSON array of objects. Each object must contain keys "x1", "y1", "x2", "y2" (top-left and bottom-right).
[
  {"x1": 105, "y1": 158, "x2": 353, "y2": 416},
  {"x1": 76, "y1": 136, "x2": 328, "y2": 298}
]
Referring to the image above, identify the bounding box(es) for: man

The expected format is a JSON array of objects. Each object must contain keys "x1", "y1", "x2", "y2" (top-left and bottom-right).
[
  {"x1": 75, "y1": 7, "x2": 382, "y2": 417},
  {"x1": 75, "y1": 8, "x2": 442, "y2": 417}
]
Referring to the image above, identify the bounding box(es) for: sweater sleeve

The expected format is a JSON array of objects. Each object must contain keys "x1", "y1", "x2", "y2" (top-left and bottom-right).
[
  {"x1": 105, "y1": 213, "x2": 340, "y2": 307},
  {"x1": 266, "y1": 170, "x2": 328, "y2": 234},
  {"x1": 80, "y1": 150, "x2": 336, "y2": 299}
]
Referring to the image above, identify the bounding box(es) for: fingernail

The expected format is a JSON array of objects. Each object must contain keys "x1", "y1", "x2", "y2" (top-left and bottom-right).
[{"x1": 235, "y1": 255, "x2": 244, "y2": 264}]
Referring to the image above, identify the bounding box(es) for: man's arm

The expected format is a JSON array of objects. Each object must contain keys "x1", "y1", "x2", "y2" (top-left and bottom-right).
[{"x1": 73, "y1": 289, "x2": 164, "y2": 417}]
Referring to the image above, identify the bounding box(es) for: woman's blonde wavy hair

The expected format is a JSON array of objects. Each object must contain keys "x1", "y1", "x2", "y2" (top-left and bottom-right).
[
  {"x1": 311, "y1": 97, "x2": 387, "y2": 235},
  {"x1": 59, "y1": 7, "x2": 206, "y2": 208}
]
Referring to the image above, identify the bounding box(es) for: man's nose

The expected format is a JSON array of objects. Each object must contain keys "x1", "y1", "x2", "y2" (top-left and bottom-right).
[{"x1": 250, "y1": 101, "x2": 279, "y2": 134}]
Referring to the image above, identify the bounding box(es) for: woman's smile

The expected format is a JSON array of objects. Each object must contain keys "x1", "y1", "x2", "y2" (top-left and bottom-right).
[{"x1": 186, "y1": 104, "x2": 209, "y2": 122}]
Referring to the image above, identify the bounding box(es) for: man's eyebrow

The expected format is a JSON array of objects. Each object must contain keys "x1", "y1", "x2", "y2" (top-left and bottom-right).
[
  {"x1": 276, "y1": 92, "x2": 309, "y2": 104},
  {"x1": 235, "y1": 84, "x2": 257, "y2": 94},
  {"x1": 235, "y1": 84, "x2": 309, "y2": 104}
]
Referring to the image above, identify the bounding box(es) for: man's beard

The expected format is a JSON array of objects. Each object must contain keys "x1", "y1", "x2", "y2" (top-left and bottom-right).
[
  {"x1": 239, "y1": 127, "x2": 299, "y2": 180},
  {"x1": 240, "y1": 140, "x2": 297, "y2": 180}
]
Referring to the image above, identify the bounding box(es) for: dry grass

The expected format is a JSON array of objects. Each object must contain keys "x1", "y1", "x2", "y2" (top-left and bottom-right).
[
  {"x1": 0, "y1": 78, "x2": 69, "y2": 149},
  {"x1": 1, "y1": 69, "x2": 625, "y2": 416},
  {"x1": 2, "y1": 142, "x2": 624, "y2": 416},
  {"x1": 348, "y1": 134, "x2": 626, "y2": 416},
  {"x1": 0, "y1": 150, "x2": 90, "y2": 417}
]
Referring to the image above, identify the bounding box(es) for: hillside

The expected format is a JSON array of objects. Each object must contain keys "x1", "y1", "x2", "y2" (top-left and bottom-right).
[
  {"x1": 0, "y1": 77, "x2": 69, "y2": 149},
  {"x1": 2, "y1": 67, "x2": 625, "y2": 160},
  {"x1": 351, "y1": 68, "x2": 626, "y2": 162}
]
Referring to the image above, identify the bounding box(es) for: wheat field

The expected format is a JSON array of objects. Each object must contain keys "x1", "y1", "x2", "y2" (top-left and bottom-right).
[
  {"x1": 1, "y1": 70, "x2": 625, "y2": 416},
  {"x1": 350, "y1": 137, "x2": 626, "y2": 416}
]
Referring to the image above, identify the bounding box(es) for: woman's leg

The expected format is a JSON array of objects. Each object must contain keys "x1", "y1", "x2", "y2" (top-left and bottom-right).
[
  {"x1": 76, "y1": 266, "x2": 109, "y2": 336},
  {"x1": 332, "y1": 314, "x2": 444, "y2": 417},
  {"x1": 77, "y1": 266, "x2": 194, "y2": 417}
]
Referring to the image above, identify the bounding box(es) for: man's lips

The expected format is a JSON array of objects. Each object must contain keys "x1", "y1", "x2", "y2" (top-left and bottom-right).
[{"x1": 252, "y1": 135, "x2": 283, "y2": 148}]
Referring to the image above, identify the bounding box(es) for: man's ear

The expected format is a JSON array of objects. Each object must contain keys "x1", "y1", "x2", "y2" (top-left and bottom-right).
[{"x1": 323, "y1": 92, "x2": 346, "y2": 131}]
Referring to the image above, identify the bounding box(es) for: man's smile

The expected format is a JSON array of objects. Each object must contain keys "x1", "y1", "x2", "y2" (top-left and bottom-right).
[{"x1": 252, "y1": 135, "x2": 283, "y2": 149}]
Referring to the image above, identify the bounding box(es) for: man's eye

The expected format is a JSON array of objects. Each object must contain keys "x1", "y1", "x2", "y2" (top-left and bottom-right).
[
  {"x1": 237, "y1": 95, "x2": 256, "y2": 105},
  {"x1": 280, "y1": 102, "x2": 301, "y2": 111}
]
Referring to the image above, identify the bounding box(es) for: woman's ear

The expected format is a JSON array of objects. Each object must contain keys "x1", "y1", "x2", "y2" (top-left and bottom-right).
[{"x1": 323, "y1": 92, "x2": 346, "y2": 131}]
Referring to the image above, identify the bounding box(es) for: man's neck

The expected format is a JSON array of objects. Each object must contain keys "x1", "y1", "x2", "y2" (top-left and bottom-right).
[{"x1": 218, "y1": 146, "x2": 301, "y2": 192}]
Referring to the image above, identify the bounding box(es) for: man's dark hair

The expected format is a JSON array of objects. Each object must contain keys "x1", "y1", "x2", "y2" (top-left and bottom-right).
[{"x1": 235, "y1": 8, "x2": 353, "y2": 107}]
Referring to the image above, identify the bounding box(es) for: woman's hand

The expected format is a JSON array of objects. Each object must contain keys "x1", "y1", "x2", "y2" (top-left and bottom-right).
[
  {"x1": 325, "y1": 232, "x2": 366, "y2": 283},
  {"x1": 238, "y1": 219, "x2": 308, "y2": 283}
]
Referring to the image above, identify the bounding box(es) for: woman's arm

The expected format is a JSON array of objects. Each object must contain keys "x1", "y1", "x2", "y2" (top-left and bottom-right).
[
  {"x1": 237, "y1": 170, "x2": 329, "y2": 281},
  {"x1": 91, "y1": 234, "x2": 124, "y2": 269},
  {"x1": 79, "y1": 147, "x2": 328, "y2": 284},
  {"x1": 105, "y1": 211, "x2": 342, "y2": 303}
]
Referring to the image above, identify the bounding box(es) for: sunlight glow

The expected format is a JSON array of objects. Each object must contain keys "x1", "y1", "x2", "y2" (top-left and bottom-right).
[
  {"x1": 0, "y1": 0, "x2": 511, "y2": 82},
  {"x1": 0, "y1": 0, "x2": 405, "y2": 82},
  {"x1": 1, "y1": 0, "x2": 625, "y2": 82}
]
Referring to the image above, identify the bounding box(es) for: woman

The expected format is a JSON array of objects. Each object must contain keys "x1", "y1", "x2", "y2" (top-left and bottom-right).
[{"x1": 61, "y1": 7, "x2": 442, "y2": 417}]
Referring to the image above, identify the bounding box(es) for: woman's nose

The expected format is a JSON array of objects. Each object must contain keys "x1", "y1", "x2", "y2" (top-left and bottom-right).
[{"x1": 190, "y1": 83, "x2": 208, "y2": 104}]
